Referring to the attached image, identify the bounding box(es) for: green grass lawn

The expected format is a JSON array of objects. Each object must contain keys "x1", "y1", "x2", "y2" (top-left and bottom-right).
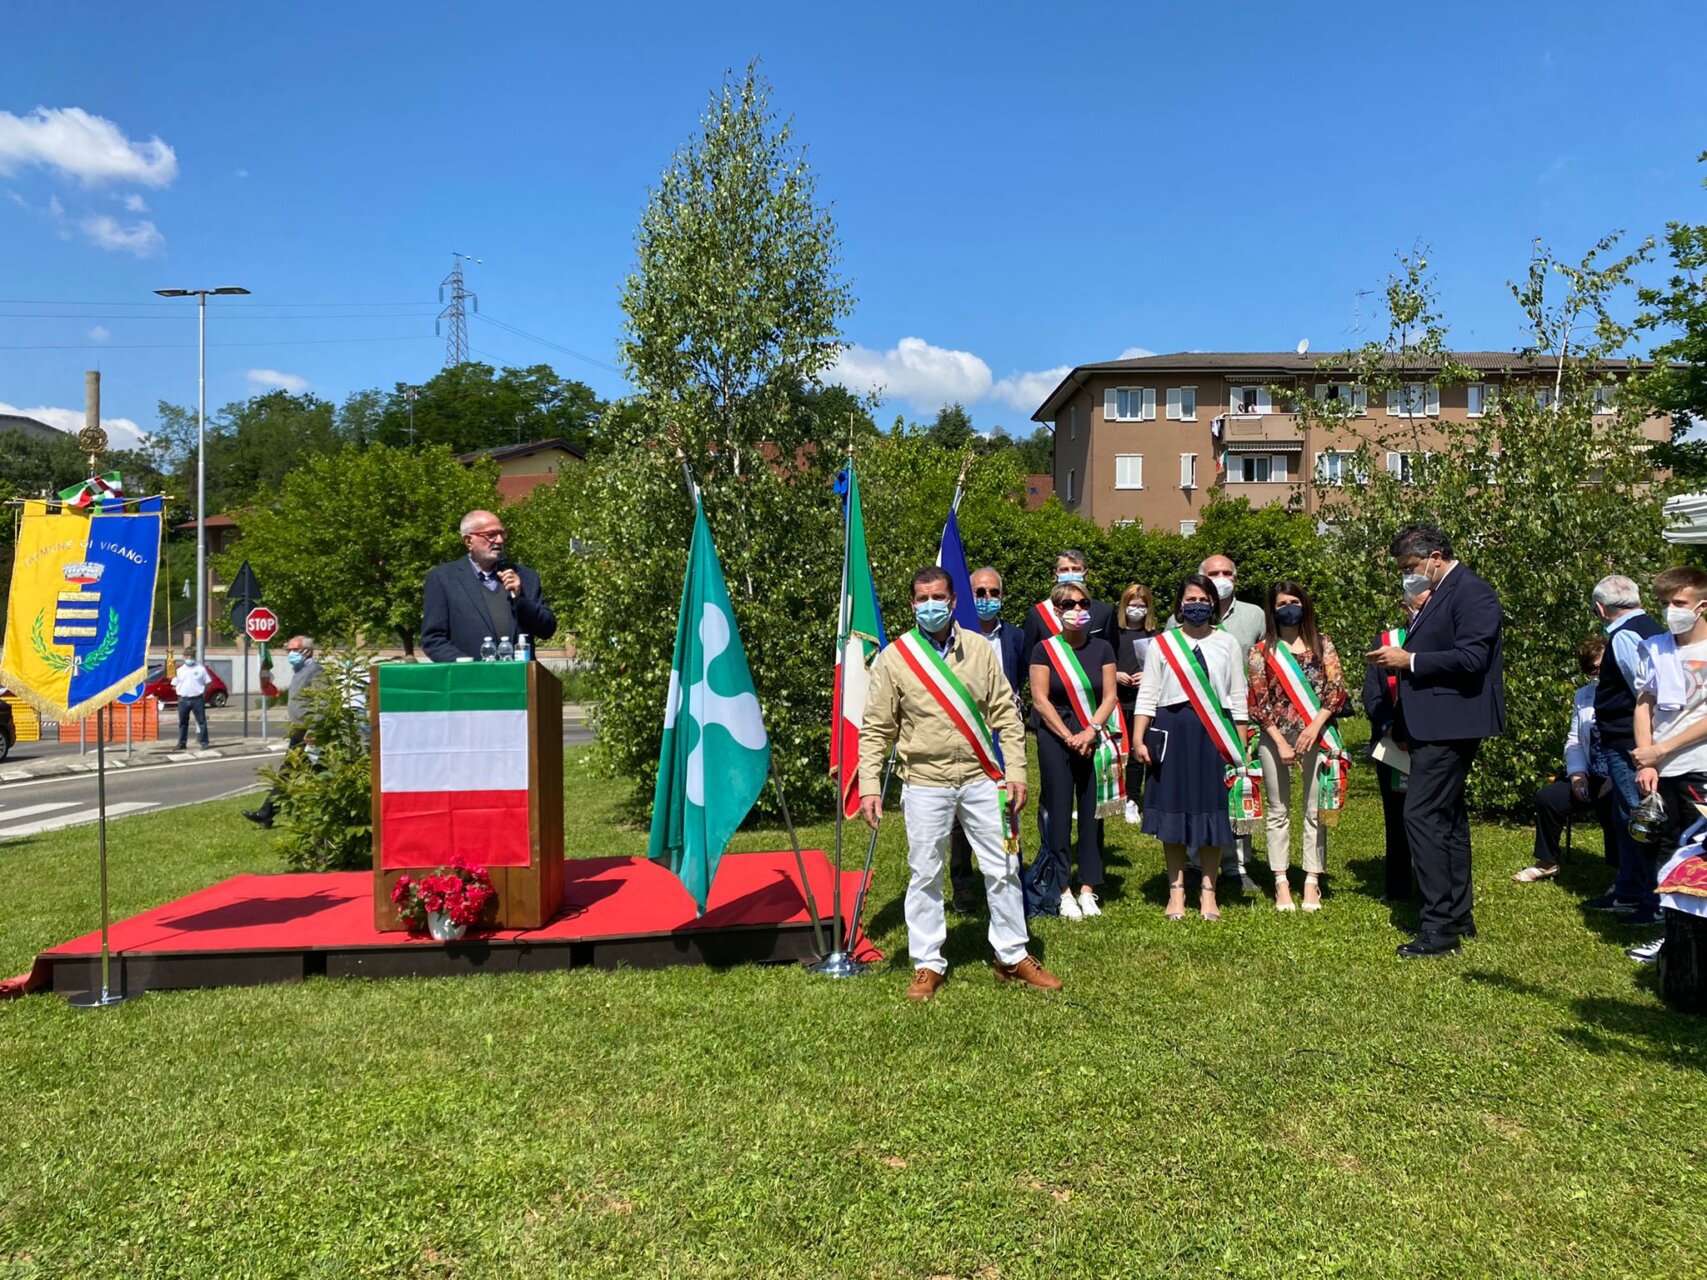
[{"x1": 2, "y1": 746, "x2": 1705, "y2": 1279}]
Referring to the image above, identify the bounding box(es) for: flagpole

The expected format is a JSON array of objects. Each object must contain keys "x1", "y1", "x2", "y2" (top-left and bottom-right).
[
  {"x1": 844, "y1": 745, "x2": 897, "y2": 961},
  {"x1": 675, "y1": 453, "x2": 828, "y2": 957},
  {"x1": 808, "y1": 450, "x2": 868, "y2": 977}
]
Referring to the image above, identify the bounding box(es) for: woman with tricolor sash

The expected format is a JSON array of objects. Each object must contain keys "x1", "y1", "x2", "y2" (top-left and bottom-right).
[
  {"x1": 1247, "y1": 582, "x2": 1350, "y2": 912},
  {"x1": 1132, "y1": 574, "x2": 1251, "y2": 921},
  {"x1": 1027, "y1": 581, "x2": 1120, "y2": 920}
]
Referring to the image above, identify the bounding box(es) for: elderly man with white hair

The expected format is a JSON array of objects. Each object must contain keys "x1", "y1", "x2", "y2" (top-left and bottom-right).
[
  {"x1": 420, "y1": 508, "x2": 558, "y2": 663},
  {"x1": 1582, "y1": 573, "x2": 1667, "y2": 923}
]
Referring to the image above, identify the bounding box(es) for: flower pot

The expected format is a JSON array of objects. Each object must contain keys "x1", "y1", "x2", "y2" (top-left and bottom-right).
[{"x1": 426, "y1": 911, "x2": 466, "y2": 942}]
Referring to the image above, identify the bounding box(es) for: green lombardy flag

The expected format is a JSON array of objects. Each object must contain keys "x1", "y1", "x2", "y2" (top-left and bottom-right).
[{"x1": 648, "y1": 495, "x2": 772, "y2": 913}]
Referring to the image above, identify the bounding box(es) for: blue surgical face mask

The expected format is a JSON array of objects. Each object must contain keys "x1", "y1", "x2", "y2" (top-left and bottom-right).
[
  {"x1": 287, "y1": 651, "x2": 305, "y2": 669},
  {"x1": 1056, "y1": 571, "x2": 1086, "y2": 585},
  {"x1": 914, "y1": 600, "x2": 952, "y2": 632},
  {"x1": 1181, "y1": 601, "x2": 1216, "y2": 627},
  {"x1": 974, "y1": 596, "x2": 1002, "y2": 620},
  {"x1": 1274, "y1": 604, "x2": 1305, "y2": 627}
]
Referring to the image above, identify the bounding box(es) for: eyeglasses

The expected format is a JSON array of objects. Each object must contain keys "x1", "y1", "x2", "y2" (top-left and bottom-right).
[
  {"x1": 974, "y1": 587, "x2": 1002, "y2": 598},
  {"x1": 468, "y1": 529, "x2": 507, "y2": 542}
]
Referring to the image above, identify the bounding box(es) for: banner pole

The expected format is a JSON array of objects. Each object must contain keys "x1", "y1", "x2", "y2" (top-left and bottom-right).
[
  {"x1": 843, "y1": 747, "x2": 897, "y2": 958},
  {"x1": 767, "y1": 756, "x2": 827, "y2": 957},
  {"x1": 70, "y1": 709, "x2": 130, "y2": 1008}
]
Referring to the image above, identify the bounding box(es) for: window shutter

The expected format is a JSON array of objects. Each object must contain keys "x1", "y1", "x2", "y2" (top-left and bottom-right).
[
  {"x1": 1105, "y1": 388, "x2": 1120, "y2": 421},
  {"x1": 1353, "y1": 386, "x2": 1367, "y2": 414},
  {"x1": 1386, "y1": 451, "x2": 1401, "y2": 476},
  {"x1": 1426, "y1": 384, "x2": 1441, "y2": 416},
  {"x1": 1256, "y1": 387, "x2": 1271, "y2": 413},
  {"x1": 1067, "y1": 468, "x2": 1076, "y2": 502},
  {"x1": 1166, "y1": 388, "x2": 1182, "y2": 420},
  {"x1": 1272, "y1": 453, "x2": 1288, "y2": 483},
  {"x1": 1142, "y1": 388, "x2": 1156, "y2": 420},
  {"x1": 1386, "y1": 389, "x2": 1400, "y2": 417},
  {"x1": 1180, "y1": 453, "x2": 1195, "y2": 488}
]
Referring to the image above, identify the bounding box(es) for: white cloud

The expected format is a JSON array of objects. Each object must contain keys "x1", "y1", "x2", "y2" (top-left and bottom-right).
[
  {"x1": 0, "y1": 400, "x2": 145, "y2": 449},
  {"x1": 1118, "y1": 346, "x2": 1156, "y2": 359},
  {"x1": 79, "y1": 213, "x2": 164, "y2": 257},
  {"x1": 0, "y1": 106, "x2": 178, "y2": 187},
  {"x1": 246, "y1": 369, "x2": 309, "y2": 394},
  {"x1": 829, "y1": 337, "x2": 992, "y2": 408},
  {"x1": 121, "y1": 192, "x2": 148, "y2": 212},
  {"x1": 87, "y1": 325, "x2": 110, "y2": 342},
  {"x1": 990, "y1": 365, "x2": 1072, "y2": 413}
]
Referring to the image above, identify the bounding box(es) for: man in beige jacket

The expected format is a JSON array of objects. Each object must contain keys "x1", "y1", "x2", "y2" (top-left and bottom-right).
[{"x1": 860, "y1": 566, "x2": 1062, "y2": 1001}]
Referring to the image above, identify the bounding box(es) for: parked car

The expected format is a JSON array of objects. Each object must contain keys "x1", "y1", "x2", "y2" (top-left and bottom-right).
[{"x1": 143, "y1": 665, "x2": 229, "y2": 708}]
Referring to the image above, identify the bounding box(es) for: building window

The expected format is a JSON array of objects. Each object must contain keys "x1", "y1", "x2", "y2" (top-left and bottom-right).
[
  {"x1": 1166, "y1": 387, "x2": 1198, "y2": 421},
  {"x1": 1106, "y1": 387, "x2": 1156, "y2": 422},
  {"x1": 1536, "y1": 388, "x2": 1555, "y2": 411},
  {"x1": 1467, "y1": 383, "x2": 1495, "y2": 417},
  {"x1": 1068, "y1": 404, "x2": 1077, "y2": 440},
  {"x1": 1386, "y1": 451, "x2": 1425, "y2": 484},
  {"x1": 1594, "y1": 386, "x2": 1615, "y2": 415},
  {"x1": 1066, "y1": 468, "x2": 1076, "y2": 503},
  {"x1": 1114, "y1": 454, "x2": 1144, "y2": 489},
  {"x1": 1229, "y1": 384, "x2": 1269, "y2": 415},
  {"x1": 1386, "y1": 383, "x2": 1439, "y2": 418},
  {"x1": 1179, "y1": 452, "x2": 1198, "y2": 490},
  {"x1": 1315, "y1": 382, "x2": 1367, "y2": 415},
  {"x1": 1230, "y1": 453, "x2": 1288, "y2": 483},
  {"x1": 1179, "y1": 520, "x2": 1198, "y2": 536},
  {"x1": 1315, "y1": 450, "x2": 1361, "y2": 486}
]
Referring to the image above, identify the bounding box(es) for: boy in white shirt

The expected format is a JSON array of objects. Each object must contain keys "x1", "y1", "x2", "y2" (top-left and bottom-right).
[{"x1": 1631, "y1": 565, "x2": 1707, "y2": 953}]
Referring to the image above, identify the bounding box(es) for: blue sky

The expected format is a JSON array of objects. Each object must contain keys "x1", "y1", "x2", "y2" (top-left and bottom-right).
[{"x1": 2, "y1": 0, "x2": 1703, "y2": 449}]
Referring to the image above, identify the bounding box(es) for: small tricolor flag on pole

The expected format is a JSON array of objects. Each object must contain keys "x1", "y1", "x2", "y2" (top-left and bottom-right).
[
  {"x1": 377, "y1": 663, "x2": 533, "y2": 868},
  {"x1": 832, "y1": 461, "x2": 886, "y2": 819},
  {"x1": 57, "y1": 471, "x2": 125, "y2": 511}
]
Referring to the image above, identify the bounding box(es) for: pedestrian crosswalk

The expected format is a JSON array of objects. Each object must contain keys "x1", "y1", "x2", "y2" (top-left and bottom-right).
[{"x1": 0, "y1": 799, "x2": 158, "y2": 840}]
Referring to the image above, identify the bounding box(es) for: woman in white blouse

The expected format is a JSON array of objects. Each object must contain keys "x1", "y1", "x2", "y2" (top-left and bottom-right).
[{"x1": 1132, "y1": 573, "x2": 1251, "y2": 920}]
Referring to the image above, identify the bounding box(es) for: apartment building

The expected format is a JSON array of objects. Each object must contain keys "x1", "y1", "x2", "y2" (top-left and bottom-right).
[{"x1": 1031, "y1": 351, "x2": 1668, "y2": 532}]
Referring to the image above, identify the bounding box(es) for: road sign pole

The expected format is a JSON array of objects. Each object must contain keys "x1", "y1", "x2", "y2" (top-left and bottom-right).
[{"x1": 243, "y1": 635, "x2": 251, "y2": 739}]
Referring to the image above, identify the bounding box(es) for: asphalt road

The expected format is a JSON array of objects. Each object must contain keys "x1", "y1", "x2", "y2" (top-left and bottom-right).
[{"x1": 0, "y1": 720, "x2": 594, "y2": 841}]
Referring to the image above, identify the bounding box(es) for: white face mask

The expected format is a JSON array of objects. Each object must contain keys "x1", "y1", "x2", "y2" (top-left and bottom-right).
[
  {"x1": 1210, "y1": 576, "x2": 1234, "y2": 600},
  {"x1": 1666, "y1": 605, "x2": 1701, "y2": 636},
  {"x1": 1125, "y1": 605, "x2": 1146, "y2": 623}
]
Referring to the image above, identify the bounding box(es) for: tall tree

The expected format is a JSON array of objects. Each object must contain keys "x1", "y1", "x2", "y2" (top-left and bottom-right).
[
  {"x1": 926, "y1": 402, "x2": 975, "y2": 451},
  {"x1": 216, "y1": 444, "x2": 500, "y2": 655},
  {"x1": 340, "y1": 364, "x2": 605, "y2": 455}
]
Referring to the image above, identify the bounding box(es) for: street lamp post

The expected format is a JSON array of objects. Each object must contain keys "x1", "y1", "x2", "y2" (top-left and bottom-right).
[{"x1": 153, "y1": 286, "x2": 250, "y2": 666}]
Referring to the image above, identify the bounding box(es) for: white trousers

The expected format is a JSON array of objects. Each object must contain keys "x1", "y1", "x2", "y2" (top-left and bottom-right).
[
  {"x1": 1257, "y1": 738, "x2": 1328, "y2": 874},
  {"x1": 902, "y1": 778, "x2": 1029, "y2": 974}
]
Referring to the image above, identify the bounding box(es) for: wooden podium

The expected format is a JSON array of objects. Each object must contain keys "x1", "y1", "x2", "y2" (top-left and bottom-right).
[{"x1": 371, "y1": 661, "x2": 564, "y2": 931}]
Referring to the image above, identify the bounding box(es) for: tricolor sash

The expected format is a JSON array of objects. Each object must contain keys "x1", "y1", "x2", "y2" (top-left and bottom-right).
[
  {"x1": 1040, "y1": 634, "x2": 1127, "y2": 818},
  {"x1": 1262, "y1": 640, "x2": 1349, "y2": 825},
  {"x1": 1153, "y1": 629, "x2": 1263, "y2": 832},
  {"x1": 1033, "y1": 601, "x2": 1062, "y2": 637},
  {"x1": 1377, "y1": 627, "x2": 1406, "y2": 701},
  {"x1": 892, "y1": 628, "x2": 1019, "y2": 852}
]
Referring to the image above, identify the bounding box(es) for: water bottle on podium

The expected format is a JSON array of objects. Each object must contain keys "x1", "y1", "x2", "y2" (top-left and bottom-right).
[
  {"x1": 480, "y1": 636, "x2": 496, "y2": 662},
  {"x1": 496, "y1": 636, "x2": 515, "y2": 662}
]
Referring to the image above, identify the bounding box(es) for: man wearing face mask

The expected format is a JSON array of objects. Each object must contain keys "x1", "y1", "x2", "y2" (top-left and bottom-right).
[
  {"x1": 1173, "y1": 555, "x2": 1267, "y2": 655},
  {"x1": 243, "y1": 635, "x2": 325, "y2": 829},
  {"x1": 1367, "y1": 525, "x2": 1505, "y2": 957},
  {"x1": 1022, "y1": 549, "x2": 1119, "y2": 660},
  {"x1": 860, "y1": 566, "x2": 1060, "y2": 1001},
  {"x1": 946, "y1": 566, "x2": 1028, "y2": 913},
  {"x1": 1577, "y1": 574, "x2": 1666, "y2": 921}
]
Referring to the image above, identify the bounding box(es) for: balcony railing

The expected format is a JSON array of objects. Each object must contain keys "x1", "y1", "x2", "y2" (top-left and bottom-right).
[{"x1": 1220, "y1": 411, "x2": 1305, "y2": 444}]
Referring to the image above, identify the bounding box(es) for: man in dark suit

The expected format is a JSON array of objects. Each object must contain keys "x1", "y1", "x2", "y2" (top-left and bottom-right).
[
  {"x1": 1368, "y1": 524, "x2": 1505, "y2": 957},
  {"x1": 421, "y1": 509, "x2": 558, "y2": 662},
  {"x1": 948, "y1": 566, "x2": 1028, "y2": 911}
]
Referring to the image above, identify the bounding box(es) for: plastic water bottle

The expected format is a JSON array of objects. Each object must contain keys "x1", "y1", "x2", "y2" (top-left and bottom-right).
[
  {"x1": 479, "y1": 636, "x2": 496, "y2": 662},
  {"x1": 496, "y1": 636, "x2": 515, "y2": 662},
  {"x1": 520, "y1": 634, "x2": 532, "y2": 662}
]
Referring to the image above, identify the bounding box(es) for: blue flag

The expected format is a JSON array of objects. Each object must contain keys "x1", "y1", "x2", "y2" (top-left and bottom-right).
[{"x1": 936, "y1": 506, "x2": 980, "y2": 631}]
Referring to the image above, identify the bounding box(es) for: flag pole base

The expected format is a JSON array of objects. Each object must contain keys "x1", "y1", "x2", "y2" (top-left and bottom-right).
[
  {"x1": 806, "y1": 951, "x2": 871, "y2": 978},
  {"x1": 68, "y1": 988, "x2": 135, "y2": 1009}
]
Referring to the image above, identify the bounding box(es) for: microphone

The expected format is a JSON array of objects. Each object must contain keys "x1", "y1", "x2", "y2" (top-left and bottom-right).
[{"x1": 494, "y1": 557, "x2": 519, "y2": 600}]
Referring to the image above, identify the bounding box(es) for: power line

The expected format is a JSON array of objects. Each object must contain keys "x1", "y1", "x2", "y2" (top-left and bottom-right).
[
  {"x1": 0, "y1": 297, "x2": 435, "y2": 308},
  {"x1": 0, "y1": 334, "x2": 434, "y2": 351},
  {"x1": 0, "y1": 310, "x2": 437, "y2": 321},
  {"x1": 474, "y1": 311, "x2": 625, "y2": 376}
]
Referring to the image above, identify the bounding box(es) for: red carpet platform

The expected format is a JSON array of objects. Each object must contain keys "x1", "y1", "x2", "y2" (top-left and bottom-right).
[{"x1": 30, "y1": 850, "x2": 877, "y2": 999}]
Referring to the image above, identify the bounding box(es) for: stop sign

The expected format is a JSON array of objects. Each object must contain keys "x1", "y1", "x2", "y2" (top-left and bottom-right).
[{"x1": 245, "y1": 606, "x2": 280, "y2": 643}]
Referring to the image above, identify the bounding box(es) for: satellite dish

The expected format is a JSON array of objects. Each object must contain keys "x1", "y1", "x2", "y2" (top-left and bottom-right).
[{"x1": 1296, "y1": 339, "x2": 1310, "y2": 356}]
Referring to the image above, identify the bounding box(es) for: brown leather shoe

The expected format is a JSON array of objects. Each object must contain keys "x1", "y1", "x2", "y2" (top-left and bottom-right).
[
  {"x1": 993, "y1": 954, "x2": 1062, "y2": 991},
  {"x1": 906, "y1": 968, "x2": 945, "y2": 1002}
]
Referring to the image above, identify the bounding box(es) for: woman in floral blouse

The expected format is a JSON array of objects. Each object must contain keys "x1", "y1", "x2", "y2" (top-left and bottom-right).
[{"x1": 1247, "y1": 581, "x2": 1349, "y2": 911}]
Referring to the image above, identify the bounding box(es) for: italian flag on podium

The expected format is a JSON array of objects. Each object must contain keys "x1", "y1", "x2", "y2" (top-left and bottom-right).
[{"x1": 832, "y1": 462, "x2": 887, "y2": 818}]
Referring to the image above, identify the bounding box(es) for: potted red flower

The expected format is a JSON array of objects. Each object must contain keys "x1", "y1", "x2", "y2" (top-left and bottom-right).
[{"x1": 391, "y1": 859, "x2": 497, "y2": 941}]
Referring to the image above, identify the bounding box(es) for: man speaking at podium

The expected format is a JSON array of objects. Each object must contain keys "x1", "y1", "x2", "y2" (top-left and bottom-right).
[{"x1": 421, "y1": 509, "x2": 558, "y2": 662}]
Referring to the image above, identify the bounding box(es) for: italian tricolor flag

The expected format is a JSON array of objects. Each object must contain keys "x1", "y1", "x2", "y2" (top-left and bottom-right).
[{"x1": 378, "y1": 663, "x2": 532, "y2": 869}]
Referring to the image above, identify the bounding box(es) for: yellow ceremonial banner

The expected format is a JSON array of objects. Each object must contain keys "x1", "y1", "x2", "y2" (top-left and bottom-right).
[{"x1": 0, "y1": 499, "x2": 162, "y2": 721}]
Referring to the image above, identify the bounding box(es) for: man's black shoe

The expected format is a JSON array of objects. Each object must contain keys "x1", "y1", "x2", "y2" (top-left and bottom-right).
[
  {"x1": 1450, "y1": 923, "x2": 1478, "y2": 939},
  {"x1": 950, "y1": 896, "x2": 979, "y2": 915},
  {"x1": 242, "y1": 809, "x2": 273, "y2": 829},
  {"x1": 1397, "y1": 932, "x2": 1461, "y2": 959}
]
